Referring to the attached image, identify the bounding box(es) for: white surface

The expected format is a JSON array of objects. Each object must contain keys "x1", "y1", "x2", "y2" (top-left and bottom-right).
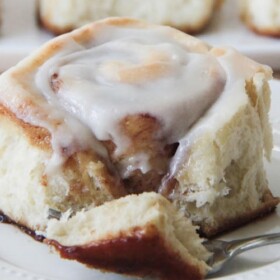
[
  {"x1": 0, "y1": 0, "x2": 280, "y2": 72},
  {"x1": 0, "y1": 80, "x2": 280, "y2": 279}
]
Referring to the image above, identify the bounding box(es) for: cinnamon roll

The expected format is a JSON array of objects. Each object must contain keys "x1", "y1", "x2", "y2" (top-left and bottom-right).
[
  {"x1": 0, "y1": 17, "x2": 278, "y2": 279},
  {"x1": 239, "y1": 0, "x2": 280, "y2": 37},
  {"x1": 38, "y1": 0, "x2": 223, "y2": 35}
]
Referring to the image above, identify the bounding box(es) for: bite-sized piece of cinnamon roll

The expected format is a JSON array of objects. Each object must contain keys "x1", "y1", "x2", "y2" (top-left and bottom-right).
[
  {"x1": 239, "y1": 0, "x2": 280, "y2": 37},
  {"x1": 46, "y1": 193, "x2": 211, "y2": 280},
  {"x1": 39, "y1": 0, "x2": 222, "y2": 35},
  {"x1": 0, "y1": 17, "x2": 278, "y2": 278}
]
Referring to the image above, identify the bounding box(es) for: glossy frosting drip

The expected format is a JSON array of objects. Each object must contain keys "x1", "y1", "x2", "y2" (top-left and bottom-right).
[{"x1": 34, "y1": 24, "x2": 228, "y2": 175}]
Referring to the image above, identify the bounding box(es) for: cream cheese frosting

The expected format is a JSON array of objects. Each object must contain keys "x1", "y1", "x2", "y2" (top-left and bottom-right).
[
  {"x1": 0, "y1": 18, "x2": 272, "y2": 180},
  {"x1": 35, "y1": 26, "x2": 226, "y2": 158}
]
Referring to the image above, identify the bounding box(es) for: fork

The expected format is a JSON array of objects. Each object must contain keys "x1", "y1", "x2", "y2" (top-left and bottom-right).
[{"x1": 203, "y1": 232, "x2": 280, "y2": 275}]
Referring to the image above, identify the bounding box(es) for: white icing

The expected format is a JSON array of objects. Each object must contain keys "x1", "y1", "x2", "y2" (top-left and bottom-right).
[
  {"x1": 0, "y1": 21, "x2": 271, "y2": 181},
  {"x1": 167, "y1": 48, "x2": 267, "y2": 181},
  {"x1": 34, "y1": 25, "x2": 227, "y2": 176}
]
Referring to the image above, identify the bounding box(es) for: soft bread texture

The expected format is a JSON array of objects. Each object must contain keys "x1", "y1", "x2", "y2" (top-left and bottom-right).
[
  {"x1": 39, "y1": 0, "x2": 222, "y2": 35},
  {"x1": 46, "y1": 193, "x2": 210, "y2": 280},
  {"x1": 164, "y1": 74, "x2": 279, "y2": 236},
  {"x1": 239, "y1": 0, "x2": 280, "y2": 37}
]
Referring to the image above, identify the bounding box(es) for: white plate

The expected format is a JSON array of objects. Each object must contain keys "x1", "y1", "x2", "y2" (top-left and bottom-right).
[
  {"x1": 0, "y1": 80, "x2": 280, "y2": 280},
  {"x1": 1, "y1": 0, "x2": 280, "y2": 72}
]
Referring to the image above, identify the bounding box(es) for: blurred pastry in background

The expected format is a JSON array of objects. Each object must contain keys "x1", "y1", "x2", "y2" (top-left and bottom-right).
[
  {"x1": 39, "y1": 0, "x2": 223, "y2": 35},
  {"x1": 239, "y1": 0, "x2": 280, "y2": 37}
]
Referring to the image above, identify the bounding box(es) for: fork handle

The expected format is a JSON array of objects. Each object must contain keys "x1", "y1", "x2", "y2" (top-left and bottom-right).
[{"x1": 228, "y1": 232, "x2": 280, "y2": 257}]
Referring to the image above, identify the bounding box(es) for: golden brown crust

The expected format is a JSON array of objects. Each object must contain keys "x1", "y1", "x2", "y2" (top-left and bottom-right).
[
  {"x1": 46, "y1": 225, "x2": 205, "y2": 280},
  {"x1": 200, "y1": 191, "x2": 279, "y2": 237},
  {"x1": 0, "y1": 103, "x2": 51, "y2": 151}
]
